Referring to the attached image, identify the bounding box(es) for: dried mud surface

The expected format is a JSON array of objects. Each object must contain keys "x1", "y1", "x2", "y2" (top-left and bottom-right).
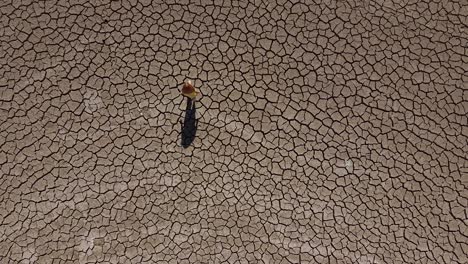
[{"x1": 0, "y1": 0, "x2": 467, "y2": 263}]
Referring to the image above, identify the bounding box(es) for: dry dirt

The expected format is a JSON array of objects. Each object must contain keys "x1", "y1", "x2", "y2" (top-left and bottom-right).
[{"x1": 0, "y1": 0, "x2": 467, "y2": 263}]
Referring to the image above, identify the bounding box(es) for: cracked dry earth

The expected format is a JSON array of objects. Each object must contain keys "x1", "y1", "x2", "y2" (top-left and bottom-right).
[{"x1": 0, "y1": 0, "x2": 467, "y2": 263}]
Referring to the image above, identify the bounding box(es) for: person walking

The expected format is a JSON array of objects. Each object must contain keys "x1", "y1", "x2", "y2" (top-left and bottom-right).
[{"x1": 180, "y1": 80, "x2": 198, "y2": 148}]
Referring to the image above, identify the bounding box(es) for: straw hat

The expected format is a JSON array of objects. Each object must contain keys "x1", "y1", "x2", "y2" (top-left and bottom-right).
[{"x1": 181, "y1": 80, "x2": 199, "y2": 99}]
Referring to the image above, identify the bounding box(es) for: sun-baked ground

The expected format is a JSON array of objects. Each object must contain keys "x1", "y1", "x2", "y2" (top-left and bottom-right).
[{"x1": 0, "y1": 0, "x2": 467, "y2": 263}]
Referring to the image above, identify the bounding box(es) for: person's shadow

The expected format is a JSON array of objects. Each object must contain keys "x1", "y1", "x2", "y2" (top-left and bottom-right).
[{"x1": 181, "y1": 98, "x2": 197, "y2": 148}]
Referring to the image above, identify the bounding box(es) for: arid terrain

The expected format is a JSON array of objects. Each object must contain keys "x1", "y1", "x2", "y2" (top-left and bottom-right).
[{"x1": 0, "y1": 0, "x2": 467, "y2": 263}]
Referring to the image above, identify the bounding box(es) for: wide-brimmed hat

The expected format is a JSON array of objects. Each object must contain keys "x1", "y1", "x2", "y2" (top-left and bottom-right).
[{"x1": 181, "y1": 80, "x2": 198, "y2": 99}]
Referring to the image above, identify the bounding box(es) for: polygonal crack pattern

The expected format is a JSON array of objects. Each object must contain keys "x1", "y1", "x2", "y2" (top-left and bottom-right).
[{"x1": 0, "y1": 0, "x2": 467, "y2": 263}]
